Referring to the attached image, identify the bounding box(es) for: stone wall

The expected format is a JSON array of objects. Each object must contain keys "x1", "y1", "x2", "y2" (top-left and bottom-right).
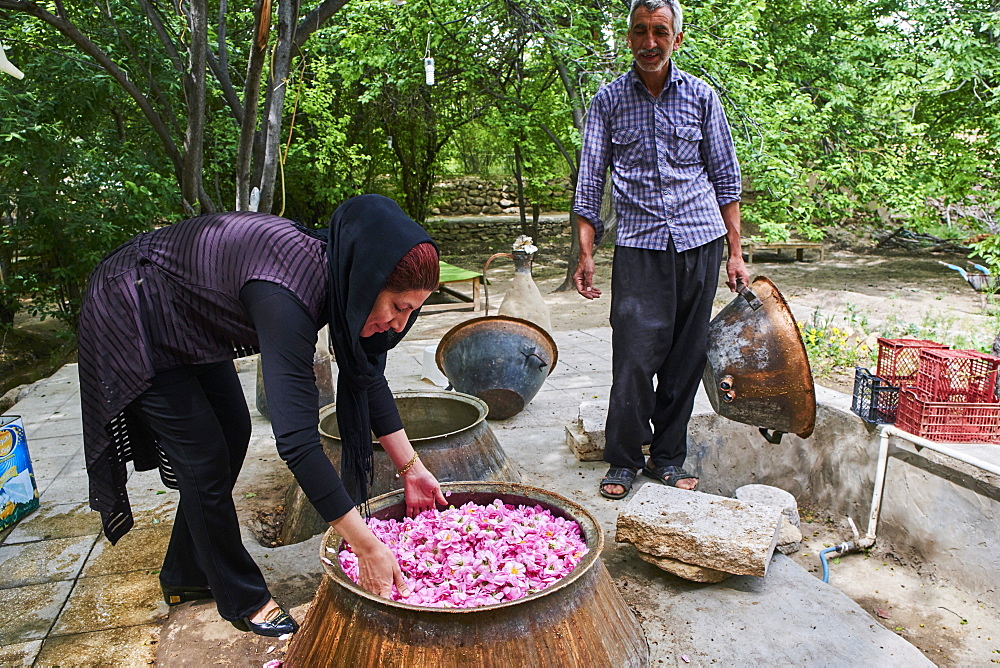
[
  {"x1": 423, "y1": 213, "x2": 571, "y2": 254},
  {"x1": 429, "y1": 176, "x2": 572, "y2": 217}
]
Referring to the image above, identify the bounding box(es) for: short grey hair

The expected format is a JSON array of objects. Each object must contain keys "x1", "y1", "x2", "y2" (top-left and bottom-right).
[{"x1": 628, "y1": 0, "x2": 683, "y2": 34}]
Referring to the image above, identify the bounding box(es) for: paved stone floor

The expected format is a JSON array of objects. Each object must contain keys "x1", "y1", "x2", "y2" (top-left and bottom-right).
[{"x1": 0, "y1": 327, "x2": 930, "y2": 666}]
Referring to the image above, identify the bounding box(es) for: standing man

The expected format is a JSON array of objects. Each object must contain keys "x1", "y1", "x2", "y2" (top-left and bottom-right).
[{"x1": 573, "y1": 0, "x2": 750, "y2": 499}]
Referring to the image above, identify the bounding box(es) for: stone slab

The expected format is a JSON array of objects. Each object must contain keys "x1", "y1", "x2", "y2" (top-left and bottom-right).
[
  {"x1": 37, "y1": 624, "x2": 160, "y2": 666},
  {"x1": 0, "y1": 580, "x2": 75, "y2": 644},
  {"x1": 616, "y1": 484, "x2": 782, "y2": 577},
  {"x1": 776, "y1": 517, "x2": 802, "y2": 555},
  {"x1": 565, "y1": 423, "x2": 603, "y2": 461},
  {"x1": 635, "y1": 551, "x2": 732, "y2": 583},
  {"x1": 1, "y1": 502, "x2": 102, "y2": 545},
  {"x1": 82, "y1": 525, "x2": 172, "y2": 577},
  {"x1": 567, "y1": 400, "x2": 649, "y2": 461},
  {"x1": 0, "y1": 639, "x2": 42, "y2": 666},
  {"x1": 735, "y1": 483, "x2": 800, "y2": 528},
  {"x1": 578, "y1": 401, "x2": 607, "y2": 448},
  {"x1": 0, "y1": 535, "x2": 95, "y2": 587},
  {"x1": 52, "y1": 572, "x2": 167, "y2": 636},
  {"x1": 619, "y1": 553, "x2": 932, "y2": 666}
]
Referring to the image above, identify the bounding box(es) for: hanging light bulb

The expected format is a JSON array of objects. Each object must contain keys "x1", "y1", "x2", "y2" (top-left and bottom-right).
[{"x1": 424, "y1": 57, "x2": 435, "y2": 86}]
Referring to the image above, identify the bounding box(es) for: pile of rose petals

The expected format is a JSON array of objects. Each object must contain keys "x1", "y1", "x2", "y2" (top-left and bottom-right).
[{"x1": 338, "y1": 499, "x2": 588, "y2": 608}]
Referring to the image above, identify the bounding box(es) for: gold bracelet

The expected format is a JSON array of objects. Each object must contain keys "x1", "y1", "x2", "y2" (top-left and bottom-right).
[{"x1": 395, "y1": 452, "x2": 420, "y2": 478}]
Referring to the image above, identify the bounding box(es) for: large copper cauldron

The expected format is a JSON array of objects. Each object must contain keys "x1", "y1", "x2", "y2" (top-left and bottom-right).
[
  {"x1": 436, "y1": 316, "x2": 558, "y2": 419},
  {"x1": 318, "y1": 391, "x2": 521, "y2": 485},
  {"x1": 702, "y1": 277, "x2": 815, "y2": 443},
  {"x1": 284, "y1": 482, "x2": 649, "y2": 667},
  {"x1": 279, "y1": 392, "x2": 521, "y2": 545}
]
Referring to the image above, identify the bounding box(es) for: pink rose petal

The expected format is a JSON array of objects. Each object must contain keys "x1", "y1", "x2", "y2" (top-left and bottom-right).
[{"x1": 339, "y1": 501, "x2": 588, "y2": 609}]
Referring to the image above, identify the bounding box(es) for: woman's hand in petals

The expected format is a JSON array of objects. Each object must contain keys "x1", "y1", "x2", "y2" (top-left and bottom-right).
[
  {"x1": 356, "y1": 540, "x2": 411, "y2": 599},
  {"x1": 402, "y1": 461, "x2": 447, "y2": 517}
]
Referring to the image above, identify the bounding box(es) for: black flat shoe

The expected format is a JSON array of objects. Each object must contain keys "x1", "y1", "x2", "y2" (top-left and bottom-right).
[
  {"x1": 231, "y1": 605, "x2": 299, "y2": 637},
  {"x1": 161, "y1": 583, "x2": 214, "y2": 606}
]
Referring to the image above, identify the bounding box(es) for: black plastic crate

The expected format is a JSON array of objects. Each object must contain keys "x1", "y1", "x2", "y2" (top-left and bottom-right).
[{"x1": 851, "y1": 367, "x2": 900, "y2": 424}]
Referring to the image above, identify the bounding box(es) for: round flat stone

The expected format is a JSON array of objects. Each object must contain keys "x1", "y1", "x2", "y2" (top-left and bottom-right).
[{"x1": 735, "y1": 484, "x2": 800, "y2": 528}]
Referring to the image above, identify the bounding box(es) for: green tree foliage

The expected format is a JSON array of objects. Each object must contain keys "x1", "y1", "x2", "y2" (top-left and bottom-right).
[
  {"x1": 676, "y1": 0, "x2": 998, "y2": 242},
  {"x1": 0, "y1": 0, "x2": 347, "y2": 328},
  {"x1": 287, "y1": 0, "x2": 500, "y2": 222},
  {"x1": 2, "y1": 0, "x2": 999, "y2": 329},
  {"x1": 0, "y1": 43, "x2": 174, "y2": 329}
]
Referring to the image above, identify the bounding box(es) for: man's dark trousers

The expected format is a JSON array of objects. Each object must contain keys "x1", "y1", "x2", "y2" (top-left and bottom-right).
[{"x1": 604, "y1": 237, "x2": 724, "y2": 471}]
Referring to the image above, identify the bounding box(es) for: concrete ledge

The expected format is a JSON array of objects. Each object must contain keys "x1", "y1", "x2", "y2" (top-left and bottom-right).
[{"x1": 684, "y1": 386, "x2": 1000, "y2": 610}]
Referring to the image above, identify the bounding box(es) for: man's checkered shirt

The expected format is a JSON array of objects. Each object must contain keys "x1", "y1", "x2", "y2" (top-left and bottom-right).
[{"x1": 574, "y1": 64, "x2": 742, "y2": 252}]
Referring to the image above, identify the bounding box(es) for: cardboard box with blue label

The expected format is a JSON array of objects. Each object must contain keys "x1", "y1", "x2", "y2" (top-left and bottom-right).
[{"x1": 0, "y1": 416, "x2": 40, "y2": 531}]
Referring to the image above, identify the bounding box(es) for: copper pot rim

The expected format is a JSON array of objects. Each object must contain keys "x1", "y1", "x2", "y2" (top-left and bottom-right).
[
  {"x1": 318, "y1": 390, "x2": 490, "y2": 445},
  {"x1": 319, "y1": 481, "x2": 604, "y2": 614},
  {"x1": 755, "y1": 275, "x2": 815, "y2": 438},
  {"x1": 436, "y1": 315, "x2": 559, "y2": 377}
]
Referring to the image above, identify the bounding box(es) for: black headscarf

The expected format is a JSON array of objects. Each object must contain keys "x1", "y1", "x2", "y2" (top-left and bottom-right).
[{"x1": 326, "y1": 194, "x2": 435, "y2": 506}]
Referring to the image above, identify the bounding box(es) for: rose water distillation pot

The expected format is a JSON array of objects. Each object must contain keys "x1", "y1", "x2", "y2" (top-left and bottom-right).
[{"x1": 702, "y1": 276, "x2": 816, "y2": 444}]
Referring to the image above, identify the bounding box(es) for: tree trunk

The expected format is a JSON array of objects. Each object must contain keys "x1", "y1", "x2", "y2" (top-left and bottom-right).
[
  {"x1": 258, "y1": 0, "x2": 299, "y2": 214},
  {"x1": 236, "y1": 0, "x2": 269, "y2": 211},
  {"x1": 513, "y1": 142, "x2": 529, "y2": 237},
  {"x1": 182, "y1": 0, "x2": 209, "y2": 214},
  {"x1": 550, "y1": 53, "x2": 587, "y2": 293}
]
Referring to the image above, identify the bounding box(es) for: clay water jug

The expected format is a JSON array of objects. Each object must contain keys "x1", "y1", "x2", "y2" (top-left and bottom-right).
[{"x1": 496, "y1": 237, "x2": 552, "y2": 333}]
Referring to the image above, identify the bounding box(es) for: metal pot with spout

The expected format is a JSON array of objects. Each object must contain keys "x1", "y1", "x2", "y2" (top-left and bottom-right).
[
  {"x1": 437, "y1": 315, "x2": 557, "y2": 420},
  {"x1": 702, "y1": 276, "x2": 815, "y2": 443}
]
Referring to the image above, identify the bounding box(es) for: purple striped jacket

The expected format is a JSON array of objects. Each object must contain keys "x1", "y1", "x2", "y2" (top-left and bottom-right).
[{"x1": 77, "y1": 212, "x2": 327, "y2": 542}]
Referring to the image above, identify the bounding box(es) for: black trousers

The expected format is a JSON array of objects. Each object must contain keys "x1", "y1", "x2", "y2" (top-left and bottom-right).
[
  {"x1": 605, "y1": 238, "x2": 724, "y2": 471},
  {"x1": 129, "y1": 361, "x2": 270, "y2": 621}
]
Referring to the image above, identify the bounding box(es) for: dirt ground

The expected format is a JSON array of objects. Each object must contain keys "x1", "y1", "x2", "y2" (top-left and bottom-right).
[
  {"x1": 6, "y1": 234, "x2": 1000, "y2": 664},
  {"x1": 429, "y1": 238, "x2": 1000, "y2": 387}
]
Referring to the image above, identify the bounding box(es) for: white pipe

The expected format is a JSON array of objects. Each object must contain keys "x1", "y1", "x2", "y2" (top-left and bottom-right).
[
  {"x1": 823, "y1": 424, "x2": 1000, "y2": 579},
  {"x1": 861, "y1": 426, "x2": 893, "y2": 546},
  {"x1": 881, "y1": 425, "x2": 1000, "y2": 477},
  {"x1": 864, "y1": 425, "x2": 1000, "y2": 547}
]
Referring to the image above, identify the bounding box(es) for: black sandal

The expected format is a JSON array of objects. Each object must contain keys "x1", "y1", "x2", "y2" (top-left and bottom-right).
[
  {"x1": 600, "y1": 467, "x2": 638, "y2": 500},
  {"x1": 643, "y1": 464, "x2": 698, "y2": 489}
]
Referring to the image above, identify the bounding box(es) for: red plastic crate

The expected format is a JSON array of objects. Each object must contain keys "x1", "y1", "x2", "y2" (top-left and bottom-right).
[
  {"x1": 876, "y1": 338, "x2": 948, "y2": 385},
  {"x1": 913, "y1": 348, "x2": 1000, "y2": 403},
  {"x1": 895, "y1": 389, "x2": 1000, "y2": 443}
]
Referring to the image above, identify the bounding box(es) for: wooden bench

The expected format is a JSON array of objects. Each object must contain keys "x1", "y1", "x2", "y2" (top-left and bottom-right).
[
  {"x1": 421, "y1": 261, "x2": 483, "y2": 313},
  {"x1": 743, "y1": 240, "x2": 825, "y2": 263}
]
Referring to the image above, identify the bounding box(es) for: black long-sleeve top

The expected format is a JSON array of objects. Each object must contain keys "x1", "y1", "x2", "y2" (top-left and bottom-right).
[{"x1": 241, "y1": 280, "x2": 403, "y2": 523}]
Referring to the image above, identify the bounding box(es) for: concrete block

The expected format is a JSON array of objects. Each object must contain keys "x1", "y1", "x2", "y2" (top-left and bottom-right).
[
  {"x1": 565, "y1": 424, "x2": 603, "y2": 461},
  {"x1": 776, "y1": 518, "x2": 802, "y2": 555},
  {"x1": 578, "y1": 401, "x2": 607, "y2": 449},
  {"x1": 636, "y1": 551, "x2": 732, "y2": 583},
  {"x1": 567, "y1": 401, "x2": 647, "y2": 461},
  {"x1": 616, "y1": 484, "x2": 782, "y2": 577},
  {"x1": 735, "y1": 483, "x2": 800, "y2": 528}
]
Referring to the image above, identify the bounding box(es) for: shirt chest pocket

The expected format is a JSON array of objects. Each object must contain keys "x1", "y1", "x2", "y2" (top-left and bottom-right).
[
  {"x1": 668, "y1": 125, "x2": 703, "y2": 166},
  {"x1": 611, "y1": 127, "x2": 645, "y2": 168}
]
